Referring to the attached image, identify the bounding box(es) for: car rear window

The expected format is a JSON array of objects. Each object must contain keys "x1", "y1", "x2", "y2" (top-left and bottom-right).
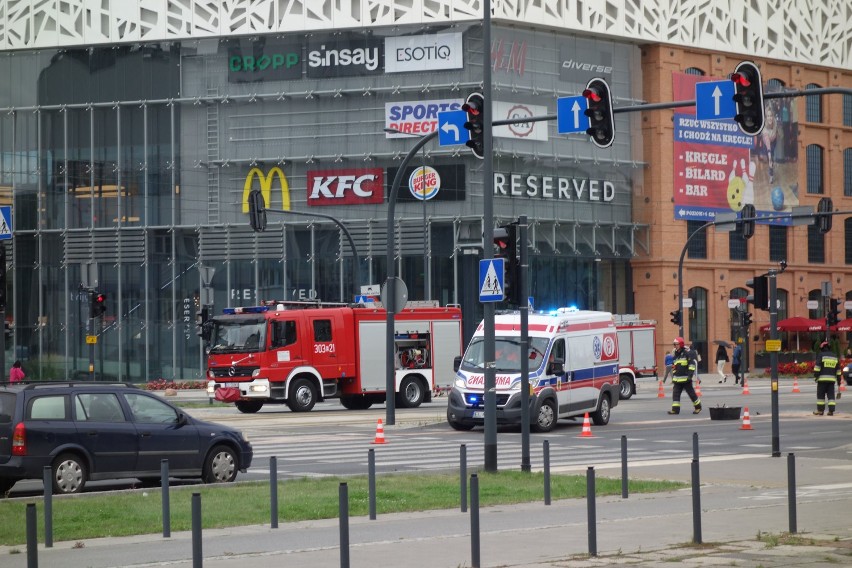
[
  {"x1": 28, "y1": 395, "x2": 68, "y2": 420},
  {"x1": 0, "y1": 392, "x2": 14, "y2": 422}
]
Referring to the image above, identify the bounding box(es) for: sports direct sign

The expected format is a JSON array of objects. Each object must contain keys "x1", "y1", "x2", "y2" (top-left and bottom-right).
[{"x1": 385, "y1": 99, "x2": 463, "y2": 137}]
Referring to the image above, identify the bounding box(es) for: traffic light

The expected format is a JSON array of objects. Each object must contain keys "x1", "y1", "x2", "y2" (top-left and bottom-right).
[
  {"x1": 582, "y1": 78, "x2": 615, "y2": 149},
  {"x1": 731, "y1": 61, "x2": 764, "y2": 136},
  {"x1": 93, "y1": 291, "x2": 107, "y2": 317},
  {"x1": 817, "y1": 197, "x2": 833, "y2": 234},
  {"x1": 462, "y1": 92, "x2": 485, "y2": 159},
  {"x1": 741, "y1": 311, "x2": 753, "y2": 328},
  {"x1": 88, "y1": 290, "x2": 97, "y2": 319},
  {"x1": 196, "y1": 306, "x2": 211, "y2": 340},
  {"x1": 746, "y1": 275, "x2": 768, "y2": 311},
  {"x1": 493, "y1": 224, "x2": 519, "y2": 304},
  {"x1": 0, "y1": 245, "x2": 6, "y2": 312},
  {"x1": 670, "y1": 310, "x2": 681, "y2": 326},
  {"x1": 827, "y1": 298, "x2": 841, "y2": 327},
  {"x1": 248, "y1": 189, "x2": 267, "y2": 232},
  {"x1": 740, "y1": 203, "x2": 756, "y2": 239}
]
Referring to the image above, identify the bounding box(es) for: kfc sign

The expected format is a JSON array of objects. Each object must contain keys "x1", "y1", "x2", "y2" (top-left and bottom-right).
[{"x1": 307, "y1": 168, "x2": 384, "y2": 206}]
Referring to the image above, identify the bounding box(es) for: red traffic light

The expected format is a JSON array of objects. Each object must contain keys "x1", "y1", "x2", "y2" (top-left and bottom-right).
[
  {"x1": 730, "y1": 72, "x2": 751, "y2": 87},
  {"x1": 582, "y1": 88, "x2": 602, "y2": 102}
]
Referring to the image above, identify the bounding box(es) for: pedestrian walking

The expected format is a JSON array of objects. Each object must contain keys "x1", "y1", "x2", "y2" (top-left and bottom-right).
[
  {"x1": 667, "y1": 337, "x2": 702, "y2": 415},
  {"x1": 716, "y1": 343, "x2": 730, "y2": 383},
  {"x1": 813, "y1": 340, "x2": 841, "y2": 415},
  {"x1": 732, "y1": 343, "x2": 742, "y2": 385},
  {"x1": 9, "y1": 360, "x2": 24, "y2": 383},
  {"x1": 662, "y1": 350, "x2": 674, "y2": 383}
]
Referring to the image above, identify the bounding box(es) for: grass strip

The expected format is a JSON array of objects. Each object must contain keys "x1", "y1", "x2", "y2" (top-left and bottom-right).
[{"x1": 0, "y1": 471, "x2": 682, "y2": 546}]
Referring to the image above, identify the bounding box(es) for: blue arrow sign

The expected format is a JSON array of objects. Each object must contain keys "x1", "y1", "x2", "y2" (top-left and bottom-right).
[
  {"x1": 0, "y1": 206, "x2": 11, "y2": 240},
  {"x1": 557, "y1": 96, "x2": 589, "y2": 134},
  {"x1": 695, "y1": 80, "x2": 736, "y2": 121},
  {"x1": 437, "y1": 110, "x2": 470, "y2": 147},
  {"x1": 479, "y1": 258, "x2": 504, "y2": 303}
]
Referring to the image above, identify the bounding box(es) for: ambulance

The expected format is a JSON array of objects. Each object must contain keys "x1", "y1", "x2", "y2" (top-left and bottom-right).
[{"x1": 446, "y1": 308, "x2": 620, "y2": 432}]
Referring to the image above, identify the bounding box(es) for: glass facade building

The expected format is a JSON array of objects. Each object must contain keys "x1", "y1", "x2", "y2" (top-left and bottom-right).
[{"x1": 0, "y1": 26, "x2": 644, "y2": 382}]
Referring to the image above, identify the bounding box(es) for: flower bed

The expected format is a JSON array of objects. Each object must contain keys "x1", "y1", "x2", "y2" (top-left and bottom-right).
[{"x1": 145, "y1": 379, "x2": 208, "y2": 391}]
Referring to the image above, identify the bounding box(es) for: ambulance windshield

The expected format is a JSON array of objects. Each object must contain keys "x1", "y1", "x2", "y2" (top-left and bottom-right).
[
  {"x1": 209, "y1": 320, "x2": 266, "y2": 353},
  {"x1": 461, "y1": 336, "x2": 550, "y2": 372}
]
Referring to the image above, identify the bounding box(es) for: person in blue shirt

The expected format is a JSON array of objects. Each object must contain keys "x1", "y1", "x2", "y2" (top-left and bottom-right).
[
  {"x1": 732, "y1": 344, "x2": 742, "y2": 385},
  {"x1": 662, "y1": 350, "x2": 674, "y2": 383}
]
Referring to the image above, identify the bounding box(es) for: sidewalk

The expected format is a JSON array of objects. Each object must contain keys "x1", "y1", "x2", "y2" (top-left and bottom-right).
[{"x1": 5, "y1": 454, "x2": 852, "y2": 567}]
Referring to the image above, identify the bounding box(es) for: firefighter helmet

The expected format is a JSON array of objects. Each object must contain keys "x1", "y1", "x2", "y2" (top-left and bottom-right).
[{"x1": 673, "y1": 337, "x2": 685, "y2": 348}]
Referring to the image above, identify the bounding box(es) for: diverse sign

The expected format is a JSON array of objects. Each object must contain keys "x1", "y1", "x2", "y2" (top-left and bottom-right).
[
  {"x1": 493, "y1": 102, "x2": 548, "y2": 141},
  {"x1": 385, "y1": 33, "x2": 463, "y2": 73},
  {"x1": 493, "y1": 173, "x2": 616, "y2": 202},
  {"x1": 307, "y1": 168, "x2": 384, "y2": 206},
  {"x1": 242, "y1": 167, "x2": 291, "y2": 212},
  {"x1": 306, "y1": 34, "x2": 383, "y2": 78},
  {"x1": 672, "y1": 72, "x2": 799, "y2": 223},
  {"x1": 559, "y1": 43, "x2": 613, "y2": 84},
  {"x1": 390, "y1": 164, "x2": 466, "y2": 202},
  {"x1": 385, "y1": 99, "x2": 464, "y2": 137}
]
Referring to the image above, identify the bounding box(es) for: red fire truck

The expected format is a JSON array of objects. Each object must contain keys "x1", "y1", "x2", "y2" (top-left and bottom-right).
[
  {"x1": 614, "y1": 315, "x2": 658, "y2": 400},
  {"x1": 205, "y1": 301, "x2": 463, "y2": 413}
]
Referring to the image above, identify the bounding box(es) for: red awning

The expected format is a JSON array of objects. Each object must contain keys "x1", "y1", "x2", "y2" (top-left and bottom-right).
[
  {"x1": 760, "y1": 316, "x2": 827, "y2": 332},
  {"x1": 831, "y1": 318, "x2": 852, "y2": 332}
]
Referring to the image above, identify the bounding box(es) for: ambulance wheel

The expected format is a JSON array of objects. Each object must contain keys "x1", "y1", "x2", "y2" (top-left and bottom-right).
[
  {"x1": 396, "y1": 376, "x2": 425, "y2": 408},
  {"x1": 288, "y1": 378, "x2": 317, "y2": 412},
  {"x1": 533, "y1": 399, "x2": 557, "y2": 433},
  {"x1": 235, "y1": 400, "x2": 264, "y2": 413},
  {"x1": 340, "y1": 396, "x2": 373, "y2": 410},
  {"x1": 619, "y1": 374, "x2": 634, "y2": 400},
  {"x1": 591, "y1": 394, "x2": 611, "y2": 426}
]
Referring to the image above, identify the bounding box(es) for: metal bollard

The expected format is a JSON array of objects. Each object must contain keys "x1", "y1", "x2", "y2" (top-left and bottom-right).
[
  {"x1": 368, "y1": 448, "x2": 377, "y2": 520},
  {"x1": 691, "y1": 459, "x2": 702, "y2": 544},
  {"x1": 620, "y1": 435, "x2": 628, "y2": 499},
  {"x1": 587, "y1": 467, "x2": 597, "y2": 557},
  {"x1": 42, "y1": 465, "x2": 53, "y2": 548},
  {"x1": 692, "y1": 432, "x2": 699, "y2": 462},
  {"x1": 191, "y1": 493, "x2": 202, "y2": 568},
  {"x1": 470, "y1": 474, "x2": 480, "y2": 568},
  {"x1": 26, "y1": 502, "x2": 38, "y2": 568},
  {"x1": 270, "y1": 456, "x2": 279, "y2": 529},
  {"x1": 161, "y1": 459, "x2": 170, "y2": 538},
  {"x1": 339, "y1": 482, "x2": 350, "y2": 568},
  {"x1": 787, "y1": 453, "x2": 797, "y2": 534},
  {"x1": 460, "y1": 444, "x2": 467, "y2": 513},
  {"x1": 543, "y1": 439, "x2": 551, "y2": 506}
]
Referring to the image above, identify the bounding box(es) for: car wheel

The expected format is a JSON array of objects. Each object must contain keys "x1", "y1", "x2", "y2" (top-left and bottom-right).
[
  {"x1": 619, "y1": 374, "x2": 634, "y2": 400},
  {"x1": 235, "y1": 400, "x2": 264, "y2": 413},
  {"x1": 340, "y1": 396, "x2": 373, "y2": 410},
  {"x1": 396, "y1": 376, "x2": 425, "y2": 409},
  {"x1": 591, "y1": 394, "x2": 611, "y2": 426},
  {"x1": 203, "y1": 445, "x2": 238, "y2": 484},
  {"x1": 287, "y1": 378, "x2": 317, "y2": 412},
  {"x1": 0, "y1": 477, "x2": 15, "y2": 496},
  {"x1": 533, "y1": 399, "x2": 557, "y2": 433},
  {"x1": 53, "y1": 453, "x2": 88, "y2": 495}
]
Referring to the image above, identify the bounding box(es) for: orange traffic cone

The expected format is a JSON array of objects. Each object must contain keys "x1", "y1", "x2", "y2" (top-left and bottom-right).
[
  {"x1": 657, "y1": 380, "x2": 666, "y2": 398},
  {"x1": 694, "y1": 380, "x2": 702, "y2": 397},
  {"x1": 841, "y1": 378, "x2": 848, "y2": 392},
  {"x1": 742, "y1": 379, "x2": 751, "y2": 395},
  {"x1": 792, "y1": 376, "x2": 801, "y2": 393},
  {"x1": 372, "y1": 418, "x2": 387, "y2": 444},
  {"x1": 578, "y1": 412, "x2": 594, "y2": 438},
  {"x1": 739, "y1": 407, "x2": 753, "y2": 430}
]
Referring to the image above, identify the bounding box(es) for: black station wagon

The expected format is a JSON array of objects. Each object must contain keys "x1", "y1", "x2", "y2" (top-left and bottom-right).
[{"x1": 0, "y1": 382, "x2": 252, "y2": 495}]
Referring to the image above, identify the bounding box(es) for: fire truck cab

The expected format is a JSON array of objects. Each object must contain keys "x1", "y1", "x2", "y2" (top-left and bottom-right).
[
  {"x1": 614, "y1": 315, "x2": 658, "y2": 400},
  {"x1": 205, "y1": 301, "x2": 462, "y2": 413},
  {"x1": 447, "y1": 308, "x2": 621, "y2": 432}
]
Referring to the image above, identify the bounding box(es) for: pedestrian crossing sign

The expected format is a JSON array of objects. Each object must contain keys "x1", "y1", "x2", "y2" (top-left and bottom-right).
[
  {"x1": 479, "y1": 258, "x2": 504, "y2": 302},
  {"x1": 0, "y1": 206, "x2": 10, "y2": 240}
]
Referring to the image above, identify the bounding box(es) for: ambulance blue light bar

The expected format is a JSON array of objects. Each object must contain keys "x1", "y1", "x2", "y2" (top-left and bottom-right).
[{"x1": 222, "y1": 306, "x2": 269, "y2": 314}]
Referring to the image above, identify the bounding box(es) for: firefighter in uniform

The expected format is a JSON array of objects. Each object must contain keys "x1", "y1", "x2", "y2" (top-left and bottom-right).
[
  {"x1": 813, "y1": 340, "x2": 840, "y2": 415},
  {"x1": 667, "y1": 337, "x2": 702, "y2": 415}
]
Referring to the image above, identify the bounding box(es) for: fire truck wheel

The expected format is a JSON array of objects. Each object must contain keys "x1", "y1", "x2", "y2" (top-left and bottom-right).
[
  {"x1": 203, "y1": 445, "x2": 238, "y2": 484},
  {"x1": 235, "y1": 400, "x2": 264, "y2": 413},
  {"x1": 288, "y1": 378, "x2": 317, "y2": 412},
  {"x1": 396, "y1": 376, "x2": 426, "y2": 408},
  {"x1": 591, "y1": 394, "x2": 611, "y2": 426},
  {"x1": 619, "y1": 374, "x2": 634, "y2": 400},
  {"x1": 533, "y1": 398, "x2": 557, "y2": 433}
]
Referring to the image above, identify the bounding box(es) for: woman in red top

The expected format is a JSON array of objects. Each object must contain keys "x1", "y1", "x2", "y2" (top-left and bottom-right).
[{"x1": 9, "y1": 360, "x2": 24, "y2": 383}]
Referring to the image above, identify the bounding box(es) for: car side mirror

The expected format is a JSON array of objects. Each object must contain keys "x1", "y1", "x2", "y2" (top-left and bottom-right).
[
  {"x1": 176, "y1": 412, "x2": 189, "y2": 426},
  {"x1": 453, "y1": 356, "x2": 462, "y2": 373}
]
